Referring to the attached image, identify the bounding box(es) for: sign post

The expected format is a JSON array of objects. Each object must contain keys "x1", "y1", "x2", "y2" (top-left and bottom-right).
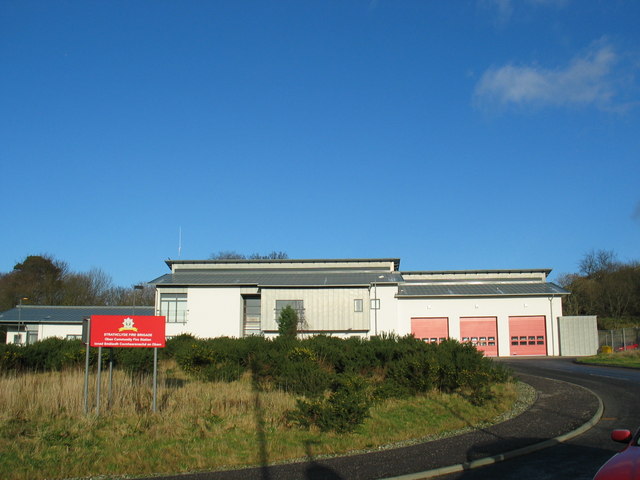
[
  {"x1": 85, "y1": 315, "x2": 166, "y2": 414},
  {"x1": 82, "y1": 318, "x2": 90, "y2": 414}
]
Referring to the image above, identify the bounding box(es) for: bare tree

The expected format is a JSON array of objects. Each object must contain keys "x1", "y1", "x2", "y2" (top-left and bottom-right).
[
  {"x1": 210, "y1": 250, "x2": 247, "y2": 260},
  {"x1": 579, "y1": 249, "x2": 618, "y2": 277},
  {"x1": 210, "y1": 250, "x2": 289, "y2": 260}
]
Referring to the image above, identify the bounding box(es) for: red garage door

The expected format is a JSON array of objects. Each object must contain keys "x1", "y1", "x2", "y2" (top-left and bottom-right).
[
  {"x1": 411, "y1": 317, "x2": 449, "y2": 344},
  {"x1": 460, "y1": 317, "x2": 498, "y2": 357},
  {"x1": 509, "y1": 316, "x2": 547, "y2": 356}
]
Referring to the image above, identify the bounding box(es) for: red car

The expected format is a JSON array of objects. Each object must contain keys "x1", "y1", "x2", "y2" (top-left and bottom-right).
[{"x1": 594, "y1": 429, "x2": 640, "y2": 479}]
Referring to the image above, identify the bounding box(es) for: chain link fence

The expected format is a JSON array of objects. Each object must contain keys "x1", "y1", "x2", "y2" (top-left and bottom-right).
[{"x1": 598, "y1": 328, "x2": 640, "y2": 352}]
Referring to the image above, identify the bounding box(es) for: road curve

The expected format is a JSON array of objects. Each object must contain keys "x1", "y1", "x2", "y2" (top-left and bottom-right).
[{"x1": 435, "y1": 357, "x2": 640, "y2": 480}]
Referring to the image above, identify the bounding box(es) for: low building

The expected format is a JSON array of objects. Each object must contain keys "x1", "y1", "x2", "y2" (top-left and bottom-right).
[
  {"x1": 0, "y1": 306, "x2": 154, "y2": 345},
  {"x1": 150, "y1": 258, "x2": 570, "y2": 357}
]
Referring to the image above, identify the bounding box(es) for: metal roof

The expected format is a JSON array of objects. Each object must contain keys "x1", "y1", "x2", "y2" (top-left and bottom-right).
[
  {"x1": 0, "y1": 305, "x2": 154, "y2": 325},
  {"x1": 396, "y1": 282, "x2": 569, "y2": 297},
  {"x1": 150, "y1": 271, "x2": 403, "y2": 287}
]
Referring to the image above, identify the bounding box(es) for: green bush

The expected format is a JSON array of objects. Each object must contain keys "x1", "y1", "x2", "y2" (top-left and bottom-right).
[
  {"x1": 164, "y1": 334, "x2": 198, "y2": 360},
  {"x1": 16, "y1": 338, "x2": 86, "y2": 371},
  {"x1": 382, "y1": 349, "x2": 437, "y2": 398},
  {"x1": 0, "y1": 344, "x2": 25, "y2": 371},
  {"x1": 273, "y1": 354, "x2": 332, "y2": 397},
  {"x1": 288, "y1": 374, "x2": 372, "y2": 433},
  {"x1": 277, "y1": 305, "x2": 299, "y2": 338},
  {"x1": 112, "y1": 347, "x2": 155, "y2": 375}
]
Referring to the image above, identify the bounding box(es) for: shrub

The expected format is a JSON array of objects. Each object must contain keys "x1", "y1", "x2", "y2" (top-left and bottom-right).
[
  {"x1": 164, "y1": 334, "x2": 198, "y2": 360},
  {"x1": 18, "y1": 338, "x2": 86, "y2": 371},
  {"x1": 0, "y1": 343, "x2": 25, "y2": 371},
  {"x1": 288, "y1": 374, "x2": 372, "y2": 433},
  {"x1": 273, "y1": 354, "x2": 332, "y2": 397},
  {"x1": 277, "y1": 305, "x2": 299, "y2": 338},
  {"x1": 113, "y1": 347, "x2": 155, "y2": 375},
  {"x1": 382, "y1": 349, "x2": 436, "y2": 398}
]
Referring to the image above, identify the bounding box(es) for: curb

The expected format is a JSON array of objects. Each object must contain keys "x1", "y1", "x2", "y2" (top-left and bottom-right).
[{"x1": 381, "y1": 381, "x2": 604, "y2": 480}]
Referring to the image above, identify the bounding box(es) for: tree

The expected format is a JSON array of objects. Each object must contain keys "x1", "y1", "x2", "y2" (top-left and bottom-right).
[
  {"x1": 60, "y1": 268, "x2": 114, "y2": 305},
  {"x1": 0, "y1": 255, "x2": 155, "y2": 310},
  {"x1": 210, "y1": 251, "x2": 289, "y2": 260},
  {"x1": 249, "y1": 251, "x2": 289, "y2": 260},
  {"x1": 561, "y1": 250, "x2": 640, "y2": 327},
  {"x1": 210, "y1": 250, "x2": 247, "y2": 260},
  {"x1": 277, "y1": 305, "x2": 299, "y2": 338},
  {"x1": 0, "y1": 255, "x2": 67, "y2": 310},
  {"x1": 579, "y1": 249, "x2": 618, "y2": 278}
]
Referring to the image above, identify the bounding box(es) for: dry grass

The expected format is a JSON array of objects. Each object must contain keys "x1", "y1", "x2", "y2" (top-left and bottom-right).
[{"x1": 0, "y1": 365, "x2": 520, "y2": 480}]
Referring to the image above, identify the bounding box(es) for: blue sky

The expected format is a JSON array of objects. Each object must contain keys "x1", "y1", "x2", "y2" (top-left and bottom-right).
[{"x1": 1, "y1": 0, "x2": 639, "y2": 287}]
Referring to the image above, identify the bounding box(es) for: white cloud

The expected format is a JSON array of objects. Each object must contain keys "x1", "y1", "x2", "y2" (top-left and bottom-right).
[
  {"x1": 483, "y1": 0, "x2": 569, "y2": 23},
  {"x1": 474, "y1": 43, "x2": 620, "y2": 110}
]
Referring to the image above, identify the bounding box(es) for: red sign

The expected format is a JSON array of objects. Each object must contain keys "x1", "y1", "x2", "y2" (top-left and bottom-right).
[{"x1": 90, "y1": 315, "x2": 166, "y2": 348}]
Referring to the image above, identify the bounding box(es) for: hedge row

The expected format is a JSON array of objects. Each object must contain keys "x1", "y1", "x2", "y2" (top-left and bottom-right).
[{"x1": 0, "y1": 334, "x2": 511, "y2": 432}]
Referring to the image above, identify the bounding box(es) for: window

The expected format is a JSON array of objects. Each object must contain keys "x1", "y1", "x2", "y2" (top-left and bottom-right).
[
  {"x1": 160, "y1": 293, "x2": 187, "y2": 323},
  {"x1": 370, "y1": 298, "x2": 380, "y2": 310},
  {"x1": 354, "y1": 299, "x2": 363, "y2": 312},
  {"x1": 275, "y1": 300, "x2": 304, "y2": 320}
]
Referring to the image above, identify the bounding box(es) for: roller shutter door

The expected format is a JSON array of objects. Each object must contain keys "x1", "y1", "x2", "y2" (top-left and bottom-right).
[
  {"x1": 509, "y1": 316, "x2": 547, "y2": 356},
  {"x1": 411, "y1": 317, "x2": 449, "y2": 344},
  {"x1": 460, "y1": 317, "x2": 498, "y2": 357}
]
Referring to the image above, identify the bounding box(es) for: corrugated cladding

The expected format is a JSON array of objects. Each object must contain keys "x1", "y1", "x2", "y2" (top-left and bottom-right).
[
  {"x1": 558, "y1": 316, "x2": 599, "y2": 356},
  {"x1": 261, "y1": 288, "x2": 370, "y2": 332}
]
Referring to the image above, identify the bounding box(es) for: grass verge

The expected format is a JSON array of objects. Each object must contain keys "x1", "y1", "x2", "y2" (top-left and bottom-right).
[
  {"x1": 576, "y1": 350, "x2": 640, "y2": 368},
  {"x1": 0, "y1": 367, "x2": 526, "y2": 480}
]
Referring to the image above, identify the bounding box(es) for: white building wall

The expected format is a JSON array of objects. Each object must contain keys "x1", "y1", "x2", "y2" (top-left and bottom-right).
[
  {"x1": 162, "y1": 287, "x2": 244, "y2": 338},
  {"x1": 370, "y1": 285, "x2": 400, "y2": 336},
  {"x1": 40, "y1": 324, "x2": 83, "y2": 340},
  {"x1": 4, "y1": 324, "x2": 83, "y2": 344},
  {"x1": 396, "y1": 295, "x2": 563, "y2": 356}
]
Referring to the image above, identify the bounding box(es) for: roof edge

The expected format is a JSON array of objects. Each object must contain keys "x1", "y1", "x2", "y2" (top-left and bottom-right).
[
  {"x1": 166, "y1": 258, "x2": 401, "y2": 270},
  {"x1": 400, "y1": 268, "x2": 553, "y2": 275}
]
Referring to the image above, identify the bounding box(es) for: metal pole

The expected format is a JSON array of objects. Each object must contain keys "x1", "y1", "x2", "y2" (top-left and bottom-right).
[
  {"x1": 548, "y1": 296, "x2": 555, "y2": 356},
  {"x1": 374, "y1": 283, "x2": 378, "y2": 336},
  {"x1": 96, "y1": 347, "x2": 102, "y2": 415},
  {"x1": 84, "y1": 333, "x2": 90, "y2": 414},
  {"x1": 107, "y1": 348, "x2": 114, "y2": 409},
  {"x1": 152, "y1": 347, "x2": 158, "y2": 413}
]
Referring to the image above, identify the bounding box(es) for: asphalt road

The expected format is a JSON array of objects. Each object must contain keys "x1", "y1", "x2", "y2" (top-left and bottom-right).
[{"x1": 435, "y1": 357, "x2": 640, "y2": 480}]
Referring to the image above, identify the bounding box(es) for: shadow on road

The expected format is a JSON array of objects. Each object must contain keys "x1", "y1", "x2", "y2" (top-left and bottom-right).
[
  {"x1": 303, "y1": 440, "x2": 344, "y2": 480},
  {"x1": 440, "y1": 441, "x2": 616, "y2": 480}
]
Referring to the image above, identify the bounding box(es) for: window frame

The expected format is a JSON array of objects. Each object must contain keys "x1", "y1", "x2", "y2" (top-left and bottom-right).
[
  {"x1": 160, "y1": 292, "x2": 188, "y2": 323},
  {"x1": 354, "y1": 299, "x2": 363, "y2": 312}
]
